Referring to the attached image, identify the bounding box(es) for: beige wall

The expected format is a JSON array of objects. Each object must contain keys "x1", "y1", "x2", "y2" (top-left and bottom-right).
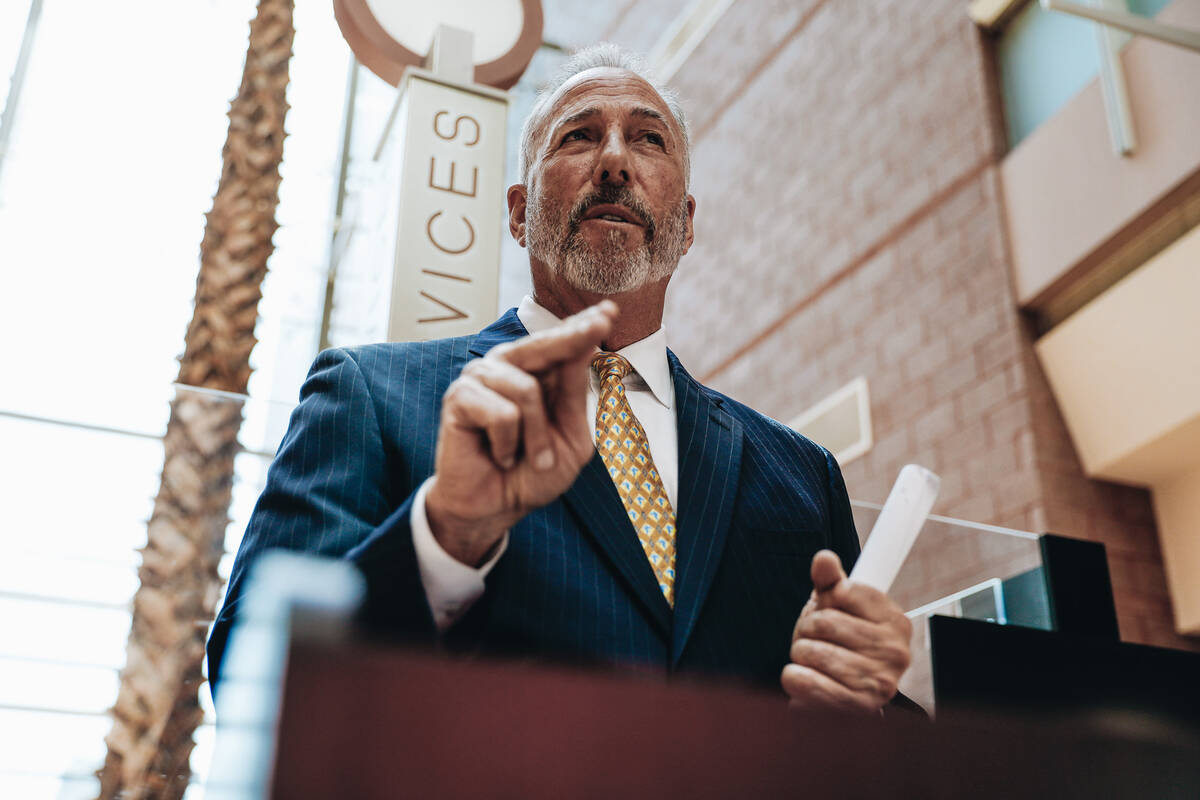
[
  {"x1": 1035, "y1": 224, "x2": 1200, "y2": 485},
  {"x1": 1001, "y1": 0, "x2": 1200, "y2": 307},
  {"x1": 1036, "y1": 222, "x2": 1200, "y2": 633},
  {"x1": 1154, "y1": 465, "x2": 1200, "y2": 633}
]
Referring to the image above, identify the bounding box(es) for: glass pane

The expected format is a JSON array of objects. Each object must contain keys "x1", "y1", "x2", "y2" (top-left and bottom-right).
[
  {"x1": 0, "y1": 554, "x2": 137, "y2": 608},
  {"x1": 324, "y1": 64, "x2": 408, "y2": 348},
  {"x1": 998, "y1": 0, "x2": 1100, "y2": 147},
  {"x1": 0, "y1": 0, "x2": 255, "y2": 429},
  {"x1": 0, "y1": 774, "x2": 99, "y2": 800},
  {"x1": 0, "y1": 2, "x2": 33, "y2": 108},
  {"x1": 0, "y1": 708, "x2": 108, "y2": 778},
  {"x1": 851, "y1": 501, "x2": 1046, "y2": 714},
  {"x1": 1, "y1": 0, "x2": 351, "y2": 795},
  {"x1": 0, "y1": 386, "x2": 293, "y2": 797},
  {"x1": 1128, "y1": 0, "x2": 1171, "y2": 17},
  {"x1": 998, "y1": 0, "x2": 1175, "y2": 148},
  {"x1": 0, "y1": 598, "x2": 131, "y2": 668},
  {"x1": 0, "y1": 658, "x2": 118, "y2": 715}
]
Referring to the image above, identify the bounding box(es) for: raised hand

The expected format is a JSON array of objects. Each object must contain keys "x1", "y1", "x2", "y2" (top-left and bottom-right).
[
  {"x1": 781, "y1": 550, "x2": 913, "y2": 714},
  {"x1": 425, "y1": 301, "x2": 618, "y2": 566}
]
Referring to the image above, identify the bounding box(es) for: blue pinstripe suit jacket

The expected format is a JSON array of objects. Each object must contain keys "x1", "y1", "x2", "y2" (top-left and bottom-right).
[{"x1": 207, "y1": 309, "x2": 860, "y2": 695}]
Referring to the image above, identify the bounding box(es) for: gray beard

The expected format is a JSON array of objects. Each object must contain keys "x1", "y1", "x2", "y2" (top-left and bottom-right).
[{"x1": 527, "y1": 194, "x2": 688, "y2": 295}]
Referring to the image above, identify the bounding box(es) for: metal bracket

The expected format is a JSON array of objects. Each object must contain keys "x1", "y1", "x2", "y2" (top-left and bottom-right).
[
  {"x1": 1041, "y1": 0, "x2": 1145, "y2": 157},
  {"x1": 1041, "y1": 0, "x2": 1200, "y2": 52},
  {"x1": 1040, "y1": 0, "x2": 1200, "y2": 156},
  {"x1": 424, "y1": 24, "x2": 475, "y2": 84},
  {"x1": 1092, "y1": 0, "x2": 1137, "y2": 155}
]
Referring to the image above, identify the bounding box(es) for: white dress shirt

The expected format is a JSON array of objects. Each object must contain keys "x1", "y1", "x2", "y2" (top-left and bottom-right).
[{"x1": 411, "y1": 295, "x2": 678, "y2": 631}]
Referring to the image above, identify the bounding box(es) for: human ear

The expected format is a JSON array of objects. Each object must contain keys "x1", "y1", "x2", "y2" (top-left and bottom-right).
[
  {"x1": 682, "y1": 194, "x2": 696, "y2": 254},
  {"x1": 507, "y1": 184, "x2": 528, "y2": 247}
]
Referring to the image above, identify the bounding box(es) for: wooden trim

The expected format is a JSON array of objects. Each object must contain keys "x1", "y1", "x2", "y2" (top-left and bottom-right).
[
  {"x1": 967, "y1": 0, "x2": 1029, "y2": 31},
  {"x1": 1028, "y1": 166, "x2": 1200, "y2": 332},
  {"x1": 332, "y1": 0, "x2": 542, "y2": 90},
  {"x1": 476, "y1": 0, "x2": 543, "y2": 91}
]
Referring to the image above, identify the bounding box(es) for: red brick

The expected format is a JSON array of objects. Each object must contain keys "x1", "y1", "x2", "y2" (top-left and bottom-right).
[
  {"x1": 992, "y1": 471, "x2": 1041, "y2": 520},
  {"x1": 1108, "y1": 553, "x2": 1171, "y2": 596},
  {"x1": 913, "y1": 399, "x2": 956, "y2": 446},
  {"x1": 931, "y1": 354, "x2": 979, "y2": 400},
  {"x1": 924, "y1": 288, "x2": 971, "y2": 332},
  {"x1": 943, "y1": 494, "x2": 997, "y2": 525},
  {"x1": 1014, "y1": 429, "x2": 1037, "y2": 470},
  {"x1": 870, "y1": 426, "x2": 911, "y2": 471},
  {"x1": 957, "y1": 370, "x2": 1008, "y2": 421},
  {"x1": 965, "y1": 449, "x2": 1017, "y2": 492},
  {"x1": 935, "y1": 467, "x2": 967, "y2": 508},
  {"x1": 937, "y1": 416, "x2": 991, "y2": 463},
  {"x1": 975, "y1": 334, "x2": 1017, "y2": 377},
  {"x1": 876, "y1": 376, "x2": 933, "y2": 429},
  {"x1": 949, "y1": 307, "x2": 1005, "y2": 355},
  {"x1": 985, "y1": 398, "x2": 1028, "y2": 446},
  {"x1": 882, "y1": 319, "x2": 923, "y2": 363}
]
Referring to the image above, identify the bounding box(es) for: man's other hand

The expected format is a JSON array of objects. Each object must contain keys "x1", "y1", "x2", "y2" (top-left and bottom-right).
[
  {"x1": 426, "y1": 301, "x2": 618, "y2": 566},
  {"x1": 781, "y1": 550, "x2": 913, "y2": 714}
]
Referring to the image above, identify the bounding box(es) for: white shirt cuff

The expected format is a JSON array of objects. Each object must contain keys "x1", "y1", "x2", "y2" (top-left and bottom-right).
[{"x1": 410, "y1": 476, "x2": 508, "y2": 632}]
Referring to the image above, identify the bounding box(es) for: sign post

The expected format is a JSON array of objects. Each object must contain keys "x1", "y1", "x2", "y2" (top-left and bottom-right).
[
  {"x1": 378, "y1": 54, "x2": 510, "y2": 340},
  {"x1": 333, "y1": 1, "x2": 542, "y2": 342}
]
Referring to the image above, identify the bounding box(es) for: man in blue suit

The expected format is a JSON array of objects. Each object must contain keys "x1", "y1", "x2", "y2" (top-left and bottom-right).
[{"x1": 208, "y1": 44, "x2": 913, "y2": 713}]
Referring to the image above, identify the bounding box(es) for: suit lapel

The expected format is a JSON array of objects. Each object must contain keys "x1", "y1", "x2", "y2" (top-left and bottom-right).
[
  {"x1": 668, "y1": 351, "x2": 744, "y2": 667},
  {"x1": 471, "y1": 307, "x2": 673, "y2": 638},
  {"x1": 560, "y1": 456, "x2": 673, "y2": 638}
]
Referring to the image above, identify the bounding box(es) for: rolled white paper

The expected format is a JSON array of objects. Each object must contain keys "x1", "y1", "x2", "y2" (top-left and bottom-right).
[{"x1": 848, "y1": 464, "x2": 940, "y2": 594}]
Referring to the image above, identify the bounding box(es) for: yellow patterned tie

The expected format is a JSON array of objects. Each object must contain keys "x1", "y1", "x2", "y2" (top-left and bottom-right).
[{"x1": 591, "y1": 352, "x2": 677, "y2": 607}]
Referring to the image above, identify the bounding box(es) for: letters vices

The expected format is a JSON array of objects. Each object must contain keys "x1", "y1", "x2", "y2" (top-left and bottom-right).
[{"x1": 420, "y1": 110, "x2": 482, "y2": 324}]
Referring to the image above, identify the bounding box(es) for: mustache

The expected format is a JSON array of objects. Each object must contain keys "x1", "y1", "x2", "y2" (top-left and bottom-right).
[{"x1": 566, "y1": 185, "x2": 656, "y2": 243}]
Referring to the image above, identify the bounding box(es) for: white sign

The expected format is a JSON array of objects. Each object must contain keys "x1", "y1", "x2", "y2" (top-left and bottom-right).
[
  {"x1": 365, "y1": 0, "x2": 525, "y2": 64},
  {"x1": 380, "y1": 68, "x2": 509, "y2": 342}
]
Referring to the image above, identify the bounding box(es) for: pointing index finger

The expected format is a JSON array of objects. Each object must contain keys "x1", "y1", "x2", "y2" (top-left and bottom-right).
[{"x1": 493, "y1": 301, "x2": 618, "y2": 373}]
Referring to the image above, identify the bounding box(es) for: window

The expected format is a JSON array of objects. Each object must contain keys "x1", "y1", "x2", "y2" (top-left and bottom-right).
[
  {"x1": 0, "y1": 1, "x2": 347, "y2": 796},
  {"x1": 992, "y1": 0, "x2": 1171, "y2": 148}
]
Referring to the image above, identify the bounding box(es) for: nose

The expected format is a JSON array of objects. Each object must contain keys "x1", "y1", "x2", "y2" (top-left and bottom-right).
[{"x1": 592, "y1": 127, "x2": 631, "y2": 187}]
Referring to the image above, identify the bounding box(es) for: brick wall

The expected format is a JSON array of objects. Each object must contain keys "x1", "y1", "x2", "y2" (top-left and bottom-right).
[{"x1": 537, "y1": 0, "x2": 1195, "y2": 650}]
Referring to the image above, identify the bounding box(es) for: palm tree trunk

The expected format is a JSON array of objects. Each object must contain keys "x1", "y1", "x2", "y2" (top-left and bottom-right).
[{"x1": 98, "y1": 2, "x2": 294, "y2": 797}]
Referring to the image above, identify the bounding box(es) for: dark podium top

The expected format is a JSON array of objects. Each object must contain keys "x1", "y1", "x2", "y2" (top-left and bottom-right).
[{"x1": 267, "y1": 637, "x2": 1200, "y2": 799}]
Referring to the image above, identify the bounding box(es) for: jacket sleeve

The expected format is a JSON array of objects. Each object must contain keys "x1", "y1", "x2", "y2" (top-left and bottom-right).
[
  {"x1": 206, "y1": 348, "x2": 436, "y2": 696},
  {"x1": 824, "y1": 447, "x2": 862, "y2": 571}
]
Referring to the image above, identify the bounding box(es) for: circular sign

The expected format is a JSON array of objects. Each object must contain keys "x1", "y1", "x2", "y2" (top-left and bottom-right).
[{"x1": 334, "y1": 0, "x2": 543, "y2": 90}]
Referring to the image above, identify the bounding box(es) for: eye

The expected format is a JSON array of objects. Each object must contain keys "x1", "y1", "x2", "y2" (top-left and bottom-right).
[
  {"x1": 561, "y1": 129, "x2": 589, "y2": 144},
  {"x1": 643, "y1": 131, "x2": 665, "y2": 148}
]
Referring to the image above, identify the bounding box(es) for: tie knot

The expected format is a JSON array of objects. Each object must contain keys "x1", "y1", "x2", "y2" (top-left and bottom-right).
[{"x1": 591, "y1": 351, "x2": 632, "y2": 382}]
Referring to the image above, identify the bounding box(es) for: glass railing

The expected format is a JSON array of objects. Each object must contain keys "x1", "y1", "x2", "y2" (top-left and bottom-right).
[
  {"x1": 851, "y1": 501, "x2": 1048, "y2": 714},
  {"x1": 0, "y1": 385, "x2": 296, "y2": 800}
]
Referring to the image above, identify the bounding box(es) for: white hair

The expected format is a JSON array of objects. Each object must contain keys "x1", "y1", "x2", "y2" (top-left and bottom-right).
[{"x1": 518, "y1": 43, "x2": 691, "y2": 189}]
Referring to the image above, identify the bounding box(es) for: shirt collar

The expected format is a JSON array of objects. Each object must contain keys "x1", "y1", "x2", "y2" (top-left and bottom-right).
[{"x1": 515, "y1": 294, "x2": 674, "y2": 410}]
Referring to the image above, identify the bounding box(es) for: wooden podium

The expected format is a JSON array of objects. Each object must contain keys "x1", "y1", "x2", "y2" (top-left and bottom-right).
[{"x1": 268, "y1": 637, "x2": 1200, "y2": 799}]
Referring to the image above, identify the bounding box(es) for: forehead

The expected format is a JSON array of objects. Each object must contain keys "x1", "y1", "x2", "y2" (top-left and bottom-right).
[{"x1": 544, "y1": 68, "x2": 674, "y2": 129}]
